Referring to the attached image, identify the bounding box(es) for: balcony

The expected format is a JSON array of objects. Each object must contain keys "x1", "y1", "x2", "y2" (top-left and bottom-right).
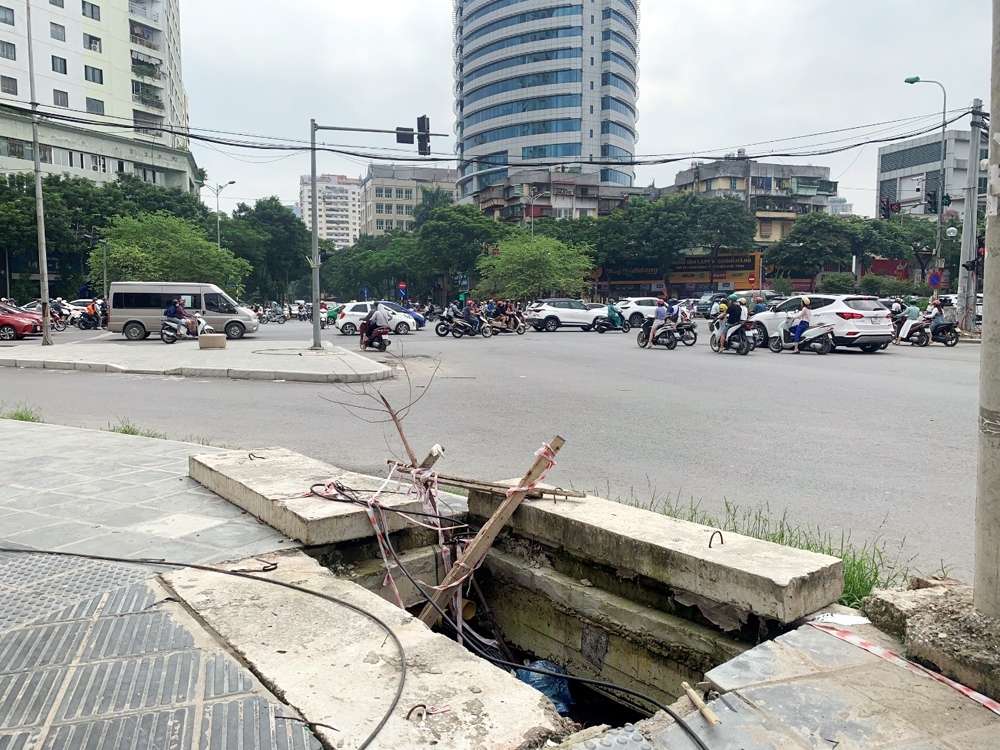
[
  {"x1": 129, "y1": 3, "x2": 160, "y2": 23},
  {"x1": 133, "y1": 94, "x2": 164, "y2": 109},
  {"x1": 130, "y1": 34, "x2": 160, "y2": 51}
]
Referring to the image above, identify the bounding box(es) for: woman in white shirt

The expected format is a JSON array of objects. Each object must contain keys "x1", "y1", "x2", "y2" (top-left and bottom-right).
[{"x1": 790, "y1": 297, "x2": 813, "y2": 354}]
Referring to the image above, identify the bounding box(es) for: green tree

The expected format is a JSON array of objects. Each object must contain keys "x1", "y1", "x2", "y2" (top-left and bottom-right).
[
  {"x1": 475, "y1": 235, "x2": 593, "y2": 300},
  {"x1": 412, "y1": 187, "x2": 455, "y2": 230},
  {"x1": 818, "y1": 273, "x2": 857, "y2": 294},
  {"x1": 692, "y1": 196, "x2": 758, "y2": 274},
  {"x1": 90, "y1": 244, "x2": 159, "y2": 286},
  {"x1": 418, "y1": 204, "x2": 508, "y2": 292},
  {"x1": 770, "y1": 276, "x2": 794, "y2": 296},
  {"x1": 766, "y1": 212, "x2": 856, "y2": 290},
  {"x1": 228, "y1": 197, "x2": 310, "y2": 301}
]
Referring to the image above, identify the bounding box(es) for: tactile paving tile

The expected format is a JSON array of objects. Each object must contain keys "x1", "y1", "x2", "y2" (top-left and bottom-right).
[
  {"x1": 0, "y1": 668, "x2": 67, "y2": 729},
  {"x1": 101, "y1": 584, "x2": 157, "y2": 617},
  {"x1": 0, "y1": 553, "x2": 88, "y2": 588},
  {"x1": 0, "y1": 622, "x2": 88, "y2": 675},
  {"x1": 40, "y1": 565, "x2": 150, "y2": 601},
  {"x1": 200, "y1": 697, "x2": 322, "y2": 750},
  {"x1": 32, "y1": 593, "x2": 104, "y2": 626},
  {"x1": 39, "y1": 706, "x2": 194, "y2": 750},
  {"x1": 570, "y1": 725, "x2": 655, "y2": 750},
  {"x1": 0, "y1": 587, "x2": 69, "y2": 633},
  {"x1": 58, "y1": 651, "x2": 200, "y2": 722},
  {"x1": 0, "y1": 731, "x2": 36, "y2": 750},
  {"x1": 204, "y1": 653, "x2": 255, "y2": 700},
  {"x1": 83, "y1": 612, "x2": 195, "y2": 661}
]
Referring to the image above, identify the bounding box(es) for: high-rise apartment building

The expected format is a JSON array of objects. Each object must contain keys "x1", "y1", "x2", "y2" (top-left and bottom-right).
[
  {"x1": 300, "y1": 174, "x2": 362, "y2": 248},
  {"x1": 453, "y1": 0, "x2": 639, "y2": 199},
  {"x1": 0, "y1": 0, "x2": 198, "y2": 191},
  {"x1": 359, "y1": 165, "x2": 459, "y2": 236}
]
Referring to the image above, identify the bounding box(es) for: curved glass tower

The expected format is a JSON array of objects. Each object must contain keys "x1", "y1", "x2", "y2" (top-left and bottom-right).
[{"x1": 454, "y1": 0, "x2": 639, "y2": 197}]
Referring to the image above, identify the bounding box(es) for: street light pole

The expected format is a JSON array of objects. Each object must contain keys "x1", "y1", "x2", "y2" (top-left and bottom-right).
[
  {"x1": 905, "y1": 77, "x2": 948, "y2": 284},
  {"x1": 309, "y1": 120, "x2": 322, "y2": 350},
  {"x1": 527, "y1": 189, "x2": 550, "y2": 238},
  {"x1": 25, "y1": 0, "x2": 52, "y2": 345},
  {"x1": 199, "y1": 181, "x2": 235, "y2": 248}
]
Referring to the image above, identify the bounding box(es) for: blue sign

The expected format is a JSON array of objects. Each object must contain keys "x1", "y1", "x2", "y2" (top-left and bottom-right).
[
  {"x1": 226, "y1": 281, "x2": 237, "y2": 289},
  {"x1": 363, "y1": 286, "x2": 369, "y2": 300},
  {"x1": 399, "y1": 288, "x2": 407, "y2": 298},
  {"x1": 928, "y1": 272, "x2": 942, "y2": 289}
]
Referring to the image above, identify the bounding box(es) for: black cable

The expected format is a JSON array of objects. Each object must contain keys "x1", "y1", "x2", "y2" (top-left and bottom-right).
[
  {"x1": 309, "y1": 483, "x2": 472, "y2": 531},
  {"x1": 0, "y1": 547, "x2": 404, "y2": 750},
  {"x1": 373, "y1": 526, "x2": 713, "y2": 750}
]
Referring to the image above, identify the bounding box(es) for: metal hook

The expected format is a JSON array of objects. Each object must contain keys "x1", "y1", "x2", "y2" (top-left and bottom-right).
[{"x1": 709, "y1": 530, "x2": 724, "y2": 549}]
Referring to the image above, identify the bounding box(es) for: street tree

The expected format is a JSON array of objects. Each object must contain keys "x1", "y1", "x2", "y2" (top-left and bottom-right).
[
  {"x1": 476, "y1": 234, "x2": 592, "y2": 300},
  {"x1": 412, "y1": 187, "x2": 455, "y2": 230},
  {"x1": 418, "y1": 204, "x2": 508, "y2": 293},
  {"x1": 767, "y1": 212, "x2": 855, "y2": 289}
]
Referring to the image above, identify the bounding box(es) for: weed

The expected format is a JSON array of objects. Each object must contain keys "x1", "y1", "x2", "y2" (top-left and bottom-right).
[
  {"x1": 0, "y1": 403, "x2": 42, "y2": 422},
  {"x1": 105, "y1": 418, "x2": 166, "y2": 440}
]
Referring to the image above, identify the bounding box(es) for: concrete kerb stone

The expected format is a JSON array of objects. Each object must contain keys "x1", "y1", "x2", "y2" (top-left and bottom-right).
[
  {"x1": 75, "y1": 361, "x2": 113, "y2": 372},
  {"x1": 14, "y1": 359, "x2": 44, "y2": 368},
  {"x1": 41, "y1": 360, "x2": 76, "y2": 370},
  {"x1": 0, "y1": 358, "x2": 15, "y2": 367},
  {"x1": 227, "y1": 369, "x2": 277, "y2": 381}
]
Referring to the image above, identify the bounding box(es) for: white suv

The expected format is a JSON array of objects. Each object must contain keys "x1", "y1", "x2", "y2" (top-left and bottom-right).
[
  {"x1": 526, "y1": 299, "x2": 604, "y2": 332},
  {"x1": 616, "y1": 297, "x2": 661, "y2": 327},
  {"x1": 334, "y1": 301, "x2": 410, "y2": 335},
  {"x1": 751, "y1": 295, "x2": 893, "y2": 352}
]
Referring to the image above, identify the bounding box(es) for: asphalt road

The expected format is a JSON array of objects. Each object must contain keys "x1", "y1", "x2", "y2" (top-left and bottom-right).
[{"x1": 1, "y1": 318, "x2": 981, "y2": 578}]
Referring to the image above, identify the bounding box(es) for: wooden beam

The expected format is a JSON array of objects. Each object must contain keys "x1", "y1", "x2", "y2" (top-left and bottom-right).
[{"x1": 417, "y1": 436, "x2": 565, "y2": 626}]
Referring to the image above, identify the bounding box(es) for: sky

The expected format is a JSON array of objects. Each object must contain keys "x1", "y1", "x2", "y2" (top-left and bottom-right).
[{"x1": 180, "y1": 0, "x2": 993, "y2": 219}]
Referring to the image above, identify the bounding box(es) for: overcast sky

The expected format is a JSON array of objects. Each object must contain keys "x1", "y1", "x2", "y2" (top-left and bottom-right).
[{"x1": 181, "y1": 0, "x2": 992, "y2": 219}]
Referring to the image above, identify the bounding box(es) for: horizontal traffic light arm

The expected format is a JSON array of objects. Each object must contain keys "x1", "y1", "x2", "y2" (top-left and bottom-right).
[{"x1": 313, "y1": 124, "x2": 450, "y2": 137}]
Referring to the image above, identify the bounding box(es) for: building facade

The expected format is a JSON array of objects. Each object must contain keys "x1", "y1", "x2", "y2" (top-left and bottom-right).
[
  {"x1": 0, "y1": 0, "x2": 197, "y2": 190},
  {"x1": 359, "y1": 165, "x2": 459, "y2": 237},
  {"x1": 671, "y1": 154, "x2": 839, "y2": 247},
  {"x1": 299, "y1": 174, "x2": 362, "y2": 248},
  {"x1": 453, "y1": 0, "x2": 639, "y2": 199},
  {"x1": 877, "y1": 129, "x2": 988, "y2": 222},
  {"x1": 828, "y1": 196, "x2": 854, "y2": 216}
]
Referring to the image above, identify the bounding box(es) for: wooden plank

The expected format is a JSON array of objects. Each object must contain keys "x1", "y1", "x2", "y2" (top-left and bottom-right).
[{"x1": 417, "y1": 436, "x2": 565, "y2": 626}]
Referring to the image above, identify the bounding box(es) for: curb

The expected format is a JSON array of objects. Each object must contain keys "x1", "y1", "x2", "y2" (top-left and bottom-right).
[{"x1": 0, "y1": 359, "x2": 393, "y2": 383}]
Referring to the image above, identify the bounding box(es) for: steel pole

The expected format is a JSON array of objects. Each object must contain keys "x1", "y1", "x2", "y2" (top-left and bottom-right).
[
  {"x1": 959, "y1": 100, "x2": 984, "y2": 332},
  {"x1": 976, "y1": 0, "x2": 1000, "y2": 619},
  {"x1": 934, "y1": 81, "x2": 947, "y2": 272},
  {"x1": 310, "y1": 120, "x2": 322, "y2": 350},
  {"x1": 25, "y1": 0, "x2": 51, "y2": 345},
  {"x1": 215, "y1": 187, "x2": 221, "y2": 248},
  {"x1": 102, "y1": 241, "x2": 107, "y2": 299}
]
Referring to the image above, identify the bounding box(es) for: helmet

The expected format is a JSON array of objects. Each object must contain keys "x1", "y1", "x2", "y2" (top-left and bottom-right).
[
  {"x1": 728, "y1": 294, "x2": 739, "y2": 301},
  {"x1": 933, "y1": 299, "x2": 943, "y2": 307},
  {"x1": 667, "y1": 298, "x2": 679, "y2": 305},
  {"x1": 755, "y1": 297, "x2": 763, "y2": 302},
  {"x1": 719, "y1": 303, "x2": 728, "y2": 313},
  {"x1": 801, "y1": 297, "x2": 811, "y2": 306},
  {"x1": 738, "y1": 298, "x2": 747, "y2": 305},
  {"x1": 657, "y1": 300, "x2": 665, "y2": 306}
]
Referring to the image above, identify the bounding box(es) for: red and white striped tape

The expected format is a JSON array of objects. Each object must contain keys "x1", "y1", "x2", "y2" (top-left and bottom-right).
[{"x1": 808, "y1": 621, "x2": 1000, "y2": 717}]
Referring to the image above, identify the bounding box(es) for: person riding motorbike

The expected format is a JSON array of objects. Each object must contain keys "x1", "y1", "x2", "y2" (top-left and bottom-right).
[
  {"x1": 361, "y1": 303, "x2": 392, "y2": 350},
  {"x1": 463, "y1": 301, "x2": 480, "y2": 334},
  {"x1": 752, "y1": 296, "x2": 767, "y2": 315},
  {"x1": 718, "y1": 294, "x2": 743, "y2": 352},
  {"x1": 789, "y1": 297, "x2": 813, "y2": 354},
  {"x1": 163, "y1": 299, "x2": 186, "y2": 335},
  {"x1": 606, "y1": 301, "x2": 624, "y2": 329},
  {"x1": 926, "y1": 298, "x2": 946, "y2": 338},
  {"x1": 646, "y1": 300, "x2": 669, "y2": 349},
  {"x1": 895, "y1": 300, "x2": 923, "y2": 344}
]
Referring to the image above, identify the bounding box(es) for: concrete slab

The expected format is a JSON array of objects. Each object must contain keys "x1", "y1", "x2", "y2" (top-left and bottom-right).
[
  {"x1": 163, "y1": 549, "x2": 570, "y2": 749},
  {"x1": 469, "y1": 489, "x2": 844, "y2": 624},
  {"x1": 189, "y1": 448, "x2": 431, "y2": 545},
  {"x1": 0, "y1": 340, "x2": 392, "y2": 384}
]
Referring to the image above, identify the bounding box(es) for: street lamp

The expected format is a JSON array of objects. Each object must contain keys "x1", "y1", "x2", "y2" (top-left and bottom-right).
[
  {"x1": 198, "y1": 180, "x2": 236, "y2": 248},
  {"x1": 905, "y1": 77, "x2": 948, "y2": 284},
  {"x1": 527, "y1": 189, "x2": 551, "y2": 238}
]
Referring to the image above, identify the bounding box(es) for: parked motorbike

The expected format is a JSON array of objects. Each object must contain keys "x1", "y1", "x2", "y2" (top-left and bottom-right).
[
  {"x1": 709, "y1": 320, "x2": 753, "y2": 355},
  {"x1": 594, "y1": 315, "x2": 631, "y2": 334},
  {"x1": 636, "y1": 318, "x2": 677, "y2": 350},
  {"x1": 161, "y1": 314, "x2": 214, "y2": 344},
  {"x1": 918, "y1": 320, "x2": 960, "y2": 348},
  {"x1": 767, "y1": 316, "x2": 834, "y2": 354}
]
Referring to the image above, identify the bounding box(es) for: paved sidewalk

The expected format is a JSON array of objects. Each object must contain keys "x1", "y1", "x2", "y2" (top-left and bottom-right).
[
  {"x1": 0, "y1": 340, "x2": 392, "y2": 384},
  {"x1": 0, "y1": 421, "x2": 321, "y2": 749}
]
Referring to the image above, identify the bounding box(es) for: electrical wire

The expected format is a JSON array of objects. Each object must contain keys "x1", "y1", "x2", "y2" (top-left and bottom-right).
[{"x1": 0, "y1": 546, "x2": 405, "y2": 750}]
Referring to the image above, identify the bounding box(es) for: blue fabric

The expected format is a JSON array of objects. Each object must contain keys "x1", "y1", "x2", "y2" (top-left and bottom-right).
[{"x1": 792, "y1": 321, "x2": 810, "y2": 343}]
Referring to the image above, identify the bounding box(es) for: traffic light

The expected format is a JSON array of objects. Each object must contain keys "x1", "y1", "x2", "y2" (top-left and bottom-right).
[
  {"x1": 890, "y1": 202, "x2": 901, "y2": 214},
  {"x1": 926, "y1": 190, "x2": 938, "y2": 214},
  {"x1": 942, "y1": 194, "x2": 952, "y2": 208},
  {"x1": 879, "y1": 199, "x2": 891, "y2": 219},
  {"x1": 417, "y1": 115, "x2": 431, "y2": 156},
  {"x1": 395, "y1": 127, "x2": 414, "y2": 145}
]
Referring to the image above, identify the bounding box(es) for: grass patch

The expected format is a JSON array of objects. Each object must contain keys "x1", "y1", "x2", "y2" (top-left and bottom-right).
[
  {"x1": 105, "y1": 418, "x2": 167, "y2": 440},
  {"x1": 0, "y1": 403, "x2": 42, "y2": 422},
  {"x1": 616, "y1": 488, "x2": 912, "y2": 609}
]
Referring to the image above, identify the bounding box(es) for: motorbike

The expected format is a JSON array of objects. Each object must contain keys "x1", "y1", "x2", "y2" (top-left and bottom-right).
[
  {"x1": 893, "y1": 315, "x2": 928, "y2": 347},
  {"x1": 361, "y1": 323, "x2": 392, "y2": 352},
  {"x1": 594, "y1": 315, "x2": 631, "y2": 334},
  {"x1": 709, "y1": 320, "x2": 753, "y2": 355},
  {"x1": 918, "y1": 320, "x2": 960, "y2": 347},
  {"x1": 488, "y1": 313, "x2": 526, "y2": 335},
  {"x1": 767, "y1": 316, "x2": 835, "y2": 355},
  {"x1": 636, "y1": 317, "x2": 677, "y2": 350},
  {"x1": 435, "y1": 311, "x2": 493, "y2": 339},
  {"x1": 78, "y1": 312, "x2": 101, "y2": 331},
  {"x1": 266, "y1": 310, "x2": 287, "y2": 324},
  {"x1": 671, "y1": 319, "x2": 698, "y2": 346},
  {"x1": 161, "y1": 314, "x2": 214, "y2": 344}
]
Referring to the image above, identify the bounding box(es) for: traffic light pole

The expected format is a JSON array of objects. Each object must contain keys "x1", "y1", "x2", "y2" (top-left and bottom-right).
[
  {"x1": 307, "y1": 117, "x2": 448, "y2": 350},
  {"x1": 959, "y1": 100, "x2": 985, "y2": 333}
]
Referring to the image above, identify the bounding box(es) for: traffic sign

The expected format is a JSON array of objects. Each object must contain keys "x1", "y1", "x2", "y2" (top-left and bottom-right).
[
  {"x1": 398, "y1": 281, "x2": 407, "y2": 290},
  {"x1": 928, "y1": 272, "x2": 942, "y2": 289},
  {"x1": 747, "y1": 274, "x2": 756, "y2": 286}
]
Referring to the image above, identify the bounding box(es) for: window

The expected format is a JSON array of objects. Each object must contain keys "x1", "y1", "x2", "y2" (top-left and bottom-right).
[
  {"x1": 83, "y1": 33, "x2": 101, "y2": 52},
  {"x1": 50, "y1": 0, "x2": 64, "y2": 6},
  {"x1": 376, "y1": 219, "x2": 385, "y2": 231},
  {"x1": 404, "y1": 205, "x2": 413, "y2": 215},
  {"x1": 52, "y1": 147, "x2": 71, "y2": 167},
  {"x1": 730, "y1": 177, "x2": 738, "y2": 190},
  {"x1": 50, "y1": 88, "x2": 67, "y2": 107},
  {"x1": 84, "y1": 65, "x2": 103, "y2": 83},
  {"x1": 49, "y1": 23, "x2": 67, "y2": 42},
  {"x1": 85, "y1": 97, "x2": 104, "y2": 114},
  {"x1": 82, "y1": 1, "x2": 100, "y2": 20},
  {"x1": 396, "y1": 204, "x2": 404, "y2": 215},
  {"x1": 375, "y1": 203, "x2": 384, "y2": 214},
  {"x1": 0, "y1": 75, "x2": 15, "y2": 95},
  {"x1": 0, "y1": 41, "x2": 14, "y2": 60},
  {"x1": 404, "y1": 189, "x2": 412, "y2": 200},
  {"x1": 205, "y1": 293, "x2": 236, "y2": 314},
  {"x1": 777, "y1": 299, "x2": 802, "y2": 313},
  {"x1": 350, "y1": 304, "x2": 368, "y2": 314},
  {"x1": 89, "y1": 154, "x2": 106, "y2": 172},
  {"x1": 704, "y1": 179, "x2": 712, "y2": 191},
  {"x1": 375, "y1": 187, "x2": 383, "y2": 198},
  {"x1": 385, "y1": 204, "x2": 393, "y2": 214},
  {"x1": 52, "y1": 55, "x2": 67, "y2": 73},
  {"x1": 0, "y1": 6, "x2": 13, "y2": 25},
  {"x1": 395, "y1": 188, "x2": 403, "y2": 199}
]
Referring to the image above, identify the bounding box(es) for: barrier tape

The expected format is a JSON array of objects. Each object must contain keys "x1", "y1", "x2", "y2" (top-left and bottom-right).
[
  {"x1": 505, "y1": 443, "x2": 558, "y2": 499},
  {"x1": 808, "y1": 621, "x2": 1000, "y2": 717}
]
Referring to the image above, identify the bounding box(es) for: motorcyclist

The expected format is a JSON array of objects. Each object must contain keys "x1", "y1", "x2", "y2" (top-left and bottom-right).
[
  {"x1": 718, "y1": 294, "x2": 743, "y2": 352},
  {"x1": 646, "y1": 299, "x2": 669, "y2": 349},
  {"x1": 895, "y1": 300, "x2": 923, "y2": 344},
  {"x1": 463, "y1": 300, "x2": 480, "y2": 334},
  {"x1": 789, "y1": 297, "x2": 812, "y2": 354},
  {"x1": 926, "y1": 298, "x2": 946, "y2": 339},
  {"x1": 362, "y1": 303, "x2": 392, "y2": 350},
  {"x1": 164, "y1": 299, "x2": 185, "y2": 333},
  {"x1": 752, "y1": 296, "x2": 767, "y2": 315},
  {"x1": 890, "y1": 297, "x2": 904, "y2": 316}
]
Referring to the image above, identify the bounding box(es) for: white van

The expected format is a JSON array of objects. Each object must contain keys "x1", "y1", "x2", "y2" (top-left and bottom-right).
[{"x1": 109, "y1": 282, "x2": 259, "y2": 341}]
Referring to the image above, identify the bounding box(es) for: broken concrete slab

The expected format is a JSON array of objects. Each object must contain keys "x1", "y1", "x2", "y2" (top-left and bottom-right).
[
  {"x1": 163, "y1": 549, "x2": 570, "y2": 749},
  {"x1": 189, "y1": 448, "x2": 432, "y2": 545},
  {"x1": 862, "y1": 585, "x2": 954, "y2": 639},
  {"x1": 469, "y1": 489, "x2": 844, "y2": 624}
]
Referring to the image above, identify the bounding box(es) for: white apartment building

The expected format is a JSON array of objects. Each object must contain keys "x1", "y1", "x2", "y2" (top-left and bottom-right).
[
  {"x1": 0, "y1": 0, "x2": 198, "y2": 190},
  {"x1": 300, "y1": 174, "x2": 362, "y2": 248},
  {"x1": 359, "y1": 164, "x2": 459, "y2": 236}
]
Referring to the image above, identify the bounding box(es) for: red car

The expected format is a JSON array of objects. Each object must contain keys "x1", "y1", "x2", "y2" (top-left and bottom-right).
[{"x1": 0, "y1": 311, "x2": 42, "y2": 340}]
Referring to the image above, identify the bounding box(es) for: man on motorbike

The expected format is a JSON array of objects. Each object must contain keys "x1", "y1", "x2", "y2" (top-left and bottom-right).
[
  {"x1": 717, "y1": 294, "x2": 743, "y2": 352},
  {"x1": 790, "y1": 297, "x2": 812, "y2": 354},
  {"x1": 361, "y1": 303, "x2": 392, "y2": 350},
  {"x1": 646, "y1": 300, "x2": 669, "y2": 349},
  {"x1": 606, "y1": 301, "x2": 624, "y2": 329},
  {"x1": 463, "y1": 301, "x2": 480, "y2": 334},
  {"x1": 164, "y1": 299, "x2": 185, "y2": 334},
  {"x1": 752, "y1": 296, "x2": 767, "y2": 314}
]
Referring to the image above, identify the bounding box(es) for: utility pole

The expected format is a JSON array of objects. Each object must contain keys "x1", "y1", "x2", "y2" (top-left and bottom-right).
[
  {"x1": 975, "y1": 0, "x2": 1000, "y2": 619},
  {"x1": 959, "y1": 100, "x2": 985, "y2": 332},
  {"x1": 25, "y1": 0, "x2": 52, "y2": 345},
  {"x1": 309, "y1": 119, "x2": 321, "y2": 350}
]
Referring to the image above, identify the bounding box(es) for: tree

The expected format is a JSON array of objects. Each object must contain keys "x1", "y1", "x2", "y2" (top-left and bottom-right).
[
  {"x1": 96, "y1": 212, "x2": 251, "y2": 293},
  {"x1": 692, "y1": 196, "x2": 758, "y2": 275},
  {"x1": 228, "y1": 197, "x2": 310, "y2": 302},
  {"x1": 412, "y1": 187, "x2": 455, "y2": 230},
  {"x1": 818, "y1": 273, "x2": 856, "y2": 294},
  {"x1": 766, "y1": 212, "x2": 856, "y2": 290},
  {"x1": 475, "y1": 235, "x2": 593, "y2": 300},
  {"x1": 417, "y1": 204, "x2": 508, "y2": 292}
]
